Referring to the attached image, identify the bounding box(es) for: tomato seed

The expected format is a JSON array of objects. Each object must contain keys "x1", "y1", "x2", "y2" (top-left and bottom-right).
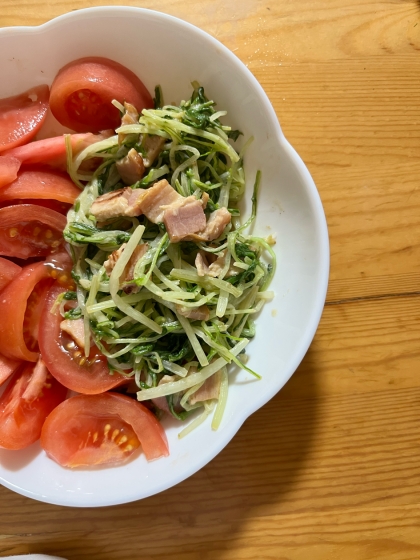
[
  {"x1": 8, "y1": 228, "x2": 18, "y2": 238},
  {"x1": 45, "y1": 230, "x2": 53, "y2": 239}
]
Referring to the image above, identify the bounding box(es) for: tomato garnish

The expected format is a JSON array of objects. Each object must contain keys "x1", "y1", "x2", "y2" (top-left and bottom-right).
[
  {"x1": 0, "y1": 261, "x2": 54, "y2": 362},
  {"x1": 0, "y1": 155, "x2": 21, "y2": 188},
  {"x1": 0, "y1": 168, "x2": 81, "y2": 206},
  {"x1": 40, "y1": 392, "x2": 169, "y2": 467},
  {"x1": 0, "y1": 204, "x2": 66, "y2": 259},
  {"x1": 0, "y1": 255, "x2": 21, "y2": 292},
  {"x1": 0, "y1": 85, "x2": 49, "y2": 153},
  {"x1": 0, "y1": 353, "x2": 21, "y2": 387},
  {"x1": 49, "y1": 57, "x2": 153, "y2": 132},
  {"x1": 0, "y1": 359, "x2": 67, "y2": 450},
  {"x1": 39, "y1": 285, "x2": 127, "y2": 394},
  {"x1": 3, "y1": 132, "x2": 112, "y2": 170}
]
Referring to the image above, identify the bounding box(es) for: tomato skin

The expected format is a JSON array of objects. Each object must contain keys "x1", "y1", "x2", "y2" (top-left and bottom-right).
[
  {"x1": 0, "y1": 169, "x2": 81, "y2": 205},
  {"x1": 0, "y1": 204, "x2": 66, "y2": 259},
  {"x1": 0, "y1": 261, "x2": 53, "y2": 362},
  {"x1": 50, "y1": 57, "x2": 153, "y2": 132},
  {"x1": 0, "y1": 155, "x2": 21, "y2": 188},
  {"x1": 0, "y1": 256, "x2": 21, "y2": 291},
  {"x1": 0, "y1": 353, "x2": 22, "y2": 387},
  {"x1": 0, "y1": 85, "x2": 49, "y2": 154},
  {"x1": 3, "y1": 131, "x2": 112, "y2": 170},
  {"x1": 0, "y1": 360, "x2": 67, "y2": 450},
  {"x1": 39, "y1": 286, "x2": 127, "y2": 394},
  {"x1": 0, "y1": 198, "x2": 71, "y2": 215},
  {"x1": 40, "y1": 392, "x2": 169, "y2": 467}
]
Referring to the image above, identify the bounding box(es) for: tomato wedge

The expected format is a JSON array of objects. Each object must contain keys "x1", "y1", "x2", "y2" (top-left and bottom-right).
[
  {"x1": 0, "y1": 155, "x2": 21, "y2": 188},
  {"x1": 0, "y1": 359, "x2": 67, "y2": 450},
  {"x1": 0, "y1": 204, "x2": 66, "y2": 259},
  {"x1": 39, "y1": 286, "x2": 127, "y2": 394},
  {"x1": 4, "y1": 131, "x2": 112, "y2": 170},
  {"x1": 0, "y1": 261, "x2": 53, "y2": 362},
  {"x1": 0, "y1": 169, "x2": 81, "y2": 205},
  {"x1": 0, "y1": 353, "x2": 21, "y2": 387},
  {"x1": 0, "y1": 256, "x2": 21, "y2": 291},
  {"x1": 40, "y1": 392, "x2": 169, "y2": 467},
  {"x1": 0, "y1": 85, "x2": 49, "y2": 154},
  {"x1": 49, "y1": 57, "x2": 153, "y2": 132}
]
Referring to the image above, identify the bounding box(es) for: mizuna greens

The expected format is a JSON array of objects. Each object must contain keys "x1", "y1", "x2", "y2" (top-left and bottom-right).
[{"x1": 63, "y1": 84, "x2": 275, "y2": 436}]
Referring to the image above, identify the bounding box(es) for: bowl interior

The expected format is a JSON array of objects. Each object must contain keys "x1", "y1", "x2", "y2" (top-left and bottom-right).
[{"x1": 0, "y1": 7, "x2": 329, "y2": 507}]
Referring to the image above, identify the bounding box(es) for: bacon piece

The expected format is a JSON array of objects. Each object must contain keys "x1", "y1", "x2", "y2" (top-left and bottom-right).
[
  {"x1": 186, "y1": 208, "x2": 231, "y2": 242},
  {"x1": 195, "y1": 249, "x2": 229, "y2": 278},
  {"x1": 138, "y1": 179, "x2": 182, "y2": 223},
  {"x1": 163, "y1": 196, "x2": 207, "y2": 243},
  {"x1": 121, "y1": 102, "x2": 139, "y2": 126},
  {"x1": 60, "y1": 318, "x2": 86, "y2": 350},
  {"x1": 89, "y1": 187, "x2": 146, "y2": 221},
  {"x1": 104, "y1": 243, "x2": 148, "y2": 287},
  {"x1": 189, "y1": 371, "x2": 221, "y2": 404},
  {"x1": 116, "y1": 148, "x2": 145, "y2": 185},
  {"x1": 152, "y1": 374, "x2": 179, "y2": 415},
  {"x1": 175, "y1": 304, "x2": 210, "y2": 321},
  {"x1": 141, "y1": 135, "x2": 166, "y2": 167}
]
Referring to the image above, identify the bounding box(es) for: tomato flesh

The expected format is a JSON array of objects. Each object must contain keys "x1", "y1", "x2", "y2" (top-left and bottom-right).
[
  {"x1": 0, "y1": 261, "x2": 53, "y2": 362},
  {"x1": 50, "y1": 57, "x2": 153, "y2": 132},
  {"x1": 0, "y1": 359, "x2": 67, "y2": 450},
  {"x1": 3, "y1": 131, "x2": 112, "y2": 170},
  {"x1": 0, "y1": 169, "x2": 81, "y2": 205},
  {"x1": 0, "y1": 85, "x2": 49, "y2": 153},
  {"x1": 39, "y1": 286, "x2": 127, "y2": 394},
  {"x1": 0, "y1": 204, "x2": 66, "y2": 259},
  {"x1": 0, "y1": 256, "x2": 21, "y2": 291},
  {"x1": 0, "y1": 155, "x2": 21, "y2": 188},
  {"x1": 41, "y1": 392, "x2": 169, "y2": 467},
  {"x1": 0, "y1": 353, "x2": 21, "y2": 387}
]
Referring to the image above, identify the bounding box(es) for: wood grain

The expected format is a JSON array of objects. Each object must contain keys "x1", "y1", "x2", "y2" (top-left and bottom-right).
[{"x1": 1, "y1": 1, "x2": 420, "y2": 559}]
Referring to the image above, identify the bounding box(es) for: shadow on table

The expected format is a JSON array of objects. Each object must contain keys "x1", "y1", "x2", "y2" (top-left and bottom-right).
[{"x1": 0, "y1": 346, "x2": 321, "y2": 560}]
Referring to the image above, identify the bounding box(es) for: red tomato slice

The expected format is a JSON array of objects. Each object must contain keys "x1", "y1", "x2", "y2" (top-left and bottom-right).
[
  {"x1": 0, "y1": 256, "x2": 21, "y2": 291},
  {"x1": 0, "y1": 169, "x2": 81, "y2": 205},
  {"x1": 0, "y1": 359, "x2": 67, "y2": 450},
  {"x1": 40, "y1": 392, "x2": 169, "y2": 467},
  {"x1": 0, "y1": 261, "x2": 53, "y2": 362},
  {"x1": 39, "y1": 286, "x2": 127, "y2": 394},
  {"x1": 0, "y1": 204, "x2": 66, "y2": 259},
  {"x1": 3, "y1": 131, "x2": 112, "y2": 170},
  {"x1": 0, "y1": 155, "x2": 21, "y2": 188},
  {"x1": 49, "y1": 57, "x2": 153, "y2": 132},
  {"x1": 0, "y1": 198, "x2": 71, "y2": 215},
  {"x1": 0, "y1": 85, "x2": 49, "y2": 154},
  {"x1": 0, "y1": 353, "x2": 22, "y2": 387}
]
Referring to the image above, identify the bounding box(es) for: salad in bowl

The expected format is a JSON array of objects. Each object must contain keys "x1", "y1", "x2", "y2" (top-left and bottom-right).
[{"x1": 0, "y1": 7, "x2": 328, "y2": 507}]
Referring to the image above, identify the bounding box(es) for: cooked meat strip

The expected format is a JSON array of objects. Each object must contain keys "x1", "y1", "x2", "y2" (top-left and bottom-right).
[
  {"x1": 141, "y1": 134, "x2": 166, "y2": 167},
  {"x1": 189, "y1": 370, "x2": 221, "y2": 404},
  {"x1": 163, "y1": 196, "x2": 207, "y2": 243},
  {"x1": 115, "y1": 148, "x2": 145, "y2": 185},
  {"x1": 60, "y1": 318, "x2": 86, "y2": 350},
  {"x1": 89, "y1": 187, "x2": 146, "y2": 221},
  {"x1": 195, "y1": 249, "x2": 229, "y2": 278},
  {"x1": 137, "y1": 179, "x2": 183, "y2": 223},
  {"x1": 175, "y1": 304, "x2": 210, "y2": 321},
  {"x1": 104, "y1": 242, "x2": 148, "y2": 286}
]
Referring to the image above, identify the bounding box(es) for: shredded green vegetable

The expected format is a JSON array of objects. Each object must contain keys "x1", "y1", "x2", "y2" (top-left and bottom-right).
[{"x1": 63, "y1": 83, "x2": 276, "y2": 435}]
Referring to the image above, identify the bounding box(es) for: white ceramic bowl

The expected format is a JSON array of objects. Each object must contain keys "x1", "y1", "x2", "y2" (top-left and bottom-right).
[{"x1": 0, "y1": 6, "x2": 329, "y2": 507}]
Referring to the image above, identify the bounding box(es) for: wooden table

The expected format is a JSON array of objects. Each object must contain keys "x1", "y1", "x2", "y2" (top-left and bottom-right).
[{"x1": 1, "y1": 1, "x2": 419, "y2": 558}]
